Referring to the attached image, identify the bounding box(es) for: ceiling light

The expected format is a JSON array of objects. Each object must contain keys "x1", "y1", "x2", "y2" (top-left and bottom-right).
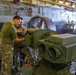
[
  {"x1": 72, "y1": 4, "x2": 75, "y2": 8},
  {"x1": 65, "y1": 2, "x2": 69, "y2": 5},
  {"x1": 59, "y1": 0, "x2": 63, "y2": 4}
]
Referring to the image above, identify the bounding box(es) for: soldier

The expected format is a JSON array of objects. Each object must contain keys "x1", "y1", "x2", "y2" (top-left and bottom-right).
[
  {"x1": 0, "y1": 16, "x2": 25, "y2": 75},
  {"x1": 13, "y1": 17, "x2": 34, "y2": 72},
  {"x1": 13, "y1": 17, "x2": 27, "y2": 69}
]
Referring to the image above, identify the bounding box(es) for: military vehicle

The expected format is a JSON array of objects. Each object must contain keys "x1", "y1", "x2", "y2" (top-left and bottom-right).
[{"x1": 24, "y1": 28, "x2": 76, "y2": 75}]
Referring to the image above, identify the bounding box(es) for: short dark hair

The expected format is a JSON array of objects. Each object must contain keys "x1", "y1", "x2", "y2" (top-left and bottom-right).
[
  {"x1": 13, "y1": 15, "x2": 22, "y2": 20},
  {"x1": 20, "y1": 17, "x2": 23, "y2": 20}
]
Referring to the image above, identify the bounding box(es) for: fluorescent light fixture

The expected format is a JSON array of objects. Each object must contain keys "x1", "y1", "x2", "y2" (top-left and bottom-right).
[
  {"x1": 59, "y1": 0, "x2": 63, "y2": 4},
  {"x1": 72, "y1": 4, "x2": 75, "y2": 8},
  {"x1": 65, "y1": 2, "x2": 69, "y2": 5}
]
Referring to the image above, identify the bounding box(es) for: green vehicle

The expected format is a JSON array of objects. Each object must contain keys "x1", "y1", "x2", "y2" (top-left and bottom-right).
[{"x1": 25, "y1": 28, "x2": 76, "y2": 75}]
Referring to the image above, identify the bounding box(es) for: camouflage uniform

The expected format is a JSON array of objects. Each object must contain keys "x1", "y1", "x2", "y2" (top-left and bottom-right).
[
  {"x1": 0, "y1": 43, "x2": 13, "y2": 75},
  {"x1": 21, "y1": 46, "x2": 34, "y2": 66},
  {"x1": 13, "y1": 26, "x2": 25, "y2": 68},
  {"x1": 0, "y1": 22, "x2": 17, "y2": 75},
  {"x1": 13, "y1": 26, "x2": 33, "y2": 68},
  {"x1": 13, "y1": 43, "x2": 33, "y2": 67}
]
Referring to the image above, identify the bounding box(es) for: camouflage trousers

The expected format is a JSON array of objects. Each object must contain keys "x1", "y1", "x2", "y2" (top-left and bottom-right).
[
  {"x1": 13, "y1": 45, "x2": 34, "y2": 68},
  {"x1": 0, "y1": 43, "x2": 13, "y2": 75}
]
